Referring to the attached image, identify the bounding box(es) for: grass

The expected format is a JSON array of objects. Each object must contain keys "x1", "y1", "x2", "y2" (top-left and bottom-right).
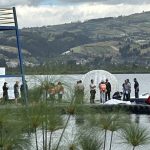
[
  {"x1": 120, "y1": 123, "x2": 150, "y2": 150},
  {"x1": 0, "y1": 45, "x2": 30, "y2": 54},
  {"x1": 79, "y1": 128, "x2": 103, "y2": 150},
  {"x1": 71, "y1": 41, "x2": 119, "y2": 57}
]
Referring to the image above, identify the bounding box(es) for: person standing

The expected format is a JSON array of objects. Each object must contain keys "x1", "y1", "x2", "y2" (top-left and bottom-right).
[
  {"x1": 75, "y1": 80, "x2": 85, "y2": 104},
  {"x1": 127, "y1": 79, "x2": 131, "y2": 100},
  {"x1": 48, "y1": 83, "x2": 56, "y2": 103},
  {"x1": 124, "y1": 79, "x2": 131, "y2": 101},
  {"x1": 90, "y1": 79, "x2": 96, "y2": 104},
  {"x1": 122, "y1": 80, "x2": 126, "y2": 100},
  {"x1": 99, "y1": 80, "x2": 107, "y2": 103},
  {"x1": 14, "y1": 81, "x2": 19, "y2": 105},
  {"x1": 56, "y1": 82, "x2": 64, "y2": 102},
  {"x1": 20, "y1": 80, "x2": 28, "y2": 104},
  {"x1": 105, "y1": 79, "x2": 111, "y2": 101},
  {"x1": 3, "y1": 82, "x2": 8, "y2": 104},
  {"x1": 78, "y1": 80, "x2": 84, "y2": 104},
  {"x1": 134, "y1": 78, "x2": 139, "y2": 98}
]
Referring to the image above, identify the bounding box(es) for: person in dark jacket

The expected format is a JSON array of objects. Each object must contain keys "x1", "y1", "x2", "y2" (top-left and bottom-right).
[
  {"x1": 20, "y1": 80, "x2": 28, "y2": 103},
  {"x1": 112, "y1": 91, "x2": 123, "y2": 100},
  {"x1": 3, "y1": 82, "x2": 8, "y2": 103},
  {"x1": 105, "y1": 79, "x2": 111, "y2": 101},
  {"x1": 134, "y1": 78, "x2": 139, "y2": 98}
]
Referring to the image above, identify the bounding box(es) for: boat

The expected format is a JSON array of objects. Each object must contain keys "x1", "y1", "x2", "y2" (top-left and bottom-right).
[
  {"x1": 104, "y1": 93, "x2": 149, "y2": 105},
  {"x1": 130, "y1": 93, "x2": 149, "y2": 104}
]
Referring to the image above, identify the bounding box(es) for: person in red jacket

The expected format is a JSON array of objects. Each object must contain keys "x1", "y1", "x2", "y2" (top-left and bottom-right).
[{"x1": 99, "y1": 80, "x2": 107, "y2": 103}]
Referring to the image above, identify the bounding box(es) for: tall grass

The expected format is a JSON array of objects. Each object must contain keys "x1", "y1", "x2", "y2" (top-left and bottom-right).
[
  {"x1": 0, "y1": 108, "x2": 30, "y2": 150},
  {"x1": 79, "y1": 128, "x2": 103, "y2": 150},
  {"x1": 120, "y1": 123, "x2": 150, "y2": 150},
  {"x1": 85, "y1": 109, "x2": 131, "y2": 150}
]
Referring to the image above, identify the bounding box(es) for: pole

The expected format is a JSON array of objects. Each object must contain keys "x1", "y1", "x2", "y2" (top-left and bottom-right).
[{"x1": 13, "y1": 7, "x2": 28, "y2": 106}]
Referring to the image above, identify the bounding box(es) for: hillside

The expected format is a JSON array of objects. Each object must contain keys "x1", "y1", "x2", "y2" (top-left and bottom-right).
[{"x1": 0, "y1": 11, "x2": 150, "y2": 71}]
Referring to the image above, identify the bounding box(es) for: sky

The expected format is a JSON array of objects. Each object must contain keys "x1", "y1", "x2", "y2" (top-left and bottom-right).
[{"x1": 1, "y1": 0, "x2": 150, "y2": 28}]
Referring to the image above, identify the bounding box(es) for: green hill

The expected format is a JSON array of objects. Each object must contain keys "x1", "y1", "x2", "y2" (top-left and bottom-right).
[{"x1": 0, "y1": 11, "x2": 150, "y2": 71}]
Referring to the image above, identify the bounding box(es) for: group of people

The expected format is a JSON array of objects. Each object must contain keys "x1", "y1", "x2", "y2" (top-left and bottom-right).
[
  {"x1": 90, "y1": 79, "x2": 111, "y2": 104},
  {"x1": 46, "y1": 82, "x2": 64, "y2": 102},
  {"x1": 2, "y1": 81, "x2": 65, "y2": 104},
  {"x1": 1, "y1": 77, "x2": 140, "y2": 105},
  {"x1": 89, "y1": 77, "x2": 139, "y2": 104},
  {"x1": 2, "y1": 81, "x2": 28, "y2": 105},
  {"x1": 122, "y1": 78, "x2": 139, "y2": 101},
  {"x1": 74, "y1": 78, "x2": 111, "y2": 104}
]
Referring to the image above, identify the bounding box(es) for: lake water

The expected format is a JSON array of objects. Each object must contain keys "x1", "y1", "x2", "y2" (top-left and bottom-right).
[
  {"x1": 114, "y1": 74, "x2": 150, "y2": 98},
  {"x1": 1, "y1": 73, "x2": 149, "y2": 100},
  {"x1": 31, "y1": 114, "x2": 150, "y2": 150}
]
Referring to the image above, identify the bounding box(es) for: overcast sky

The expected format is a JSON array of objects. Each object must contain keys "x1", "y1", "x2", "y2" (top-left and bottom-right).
[{"x1": 1, "y1": 0, "x2": 150, "y2": 28}]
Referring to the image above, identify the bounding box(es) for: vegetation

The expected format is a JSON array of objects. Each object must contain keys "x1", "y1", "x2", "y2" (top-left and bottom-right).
[
  {"x1": 79, "y1": 128, "x2": 103, "y2": 150},
  {"x1": 6, "y1": 63, "x2": 150, "y2": 75},
  {"x1": 120, "y1": 123, "x2": 150, "y2": 150}
]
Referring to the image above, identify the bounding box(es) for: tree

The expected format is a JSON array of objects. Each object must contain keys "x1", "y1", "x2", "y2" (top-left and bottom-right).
[{"x1": 119, "y1": 44, "x2": 130, "y2": 57}]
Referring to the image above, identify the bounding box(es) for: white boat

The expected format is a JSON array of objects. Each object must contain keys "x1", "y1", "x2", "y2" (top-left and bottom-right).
[{"x1": 139, "y1": 93, "x2": 149, "y2": 99}]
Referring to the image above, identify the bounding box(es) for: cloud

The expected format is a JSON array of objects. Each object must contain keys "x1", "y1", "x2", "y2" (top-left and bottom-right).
[
  {"x1": 16, "y1": 3, "x2": 150, "y2": 28},
  {"x1": 58, "y1": 0, "x2": 150, "y2": 5},
  {"x1": 0, "y1": 0, "x2": 42, "y2": 7},
  {"x1": 1, "y1": 0, "x2": 150, "y2": 7}
]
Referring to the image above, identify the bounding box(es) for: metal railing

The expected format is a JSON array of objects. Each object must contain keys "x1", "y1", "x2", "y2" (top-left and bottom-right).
[{"x1": 0, "y1": 8, "x2": 15, "y2": 25}]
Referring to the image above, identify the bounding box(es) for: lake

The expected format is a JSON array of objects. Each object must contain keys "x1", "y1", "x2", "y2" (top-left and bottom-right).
[{"x1": 31, "y1": 114, "x2": 150, "y2": 150}]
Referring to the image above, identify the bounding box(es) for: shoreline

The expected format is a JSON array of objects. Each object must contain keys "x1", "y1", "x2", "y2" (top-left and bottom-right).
[{"x1": 1, "y1": 102, "x2": 150, "y2": 114}]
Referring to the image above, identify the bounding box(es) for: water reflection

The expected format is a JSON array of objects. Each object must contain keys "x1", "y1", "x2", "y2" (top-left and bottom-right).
[
  {"x1": 135, "y1": 114, "x2": 140, "y2": 124},
  {"x1": 148, "y1": 115, "x2": 150, "y2": 123}
]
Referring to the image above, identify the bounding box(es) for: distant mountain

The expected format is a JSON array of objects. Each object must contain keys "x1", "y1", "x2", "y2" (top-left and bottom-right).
[{"x1": 0, "y1": 11, "x2": 150, "y2": 68}]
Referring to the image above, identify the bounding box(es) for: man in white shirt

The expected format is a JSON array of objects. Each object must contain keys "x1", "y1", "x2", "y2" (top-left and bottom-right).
[{"x1": 90, "y1": 79, "x2": 96, "y2": 103}]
